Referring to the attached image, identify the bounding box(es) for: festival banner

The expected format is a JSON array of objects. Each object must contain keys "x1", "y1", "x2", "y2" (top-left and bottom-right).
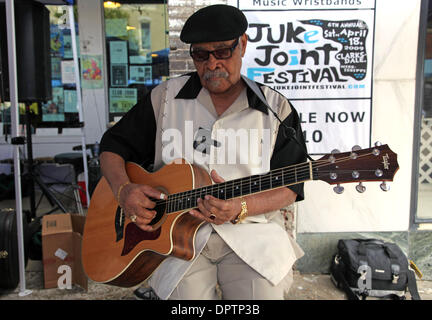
[{"x1": 229, "y1": 0, "x2": 376, "y2": 153}]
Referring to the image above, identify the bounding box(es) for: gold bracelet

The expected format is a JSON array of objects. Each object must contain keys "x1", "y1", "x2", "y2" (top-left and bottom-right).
[
  {"x1": 231, "y1": 198, "x2": 248, "y2": 224},
  {"x1": 117, "y1": 181, "x2": 130, "y2": 203}
]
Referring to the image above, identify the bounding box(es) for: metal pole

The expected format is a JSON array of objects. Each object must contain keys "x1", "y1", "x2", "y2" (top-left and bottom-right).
[
  {"x1": 5, "y1": 0, "x2": 31, "y2": 297},
  {"x1": 68, "y1": 5, "x2": 90, "y2": 209}
]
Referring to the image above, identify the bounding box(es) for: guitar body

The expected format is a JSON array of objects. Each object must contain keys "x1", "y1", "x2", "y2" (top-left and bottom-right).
[
  {"x1": 81, "y1": 159, "x2": 212, "y2": 287},
  {"x1": 82, "y1": 144, "x2": 399, "y2": 288}
]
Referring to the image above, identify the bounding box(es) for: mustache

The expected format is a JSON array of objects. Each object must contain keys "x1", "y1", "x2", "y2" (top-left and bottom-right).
[{"x1": 203, "y1": 71, "x2": 229, "y2": 80}]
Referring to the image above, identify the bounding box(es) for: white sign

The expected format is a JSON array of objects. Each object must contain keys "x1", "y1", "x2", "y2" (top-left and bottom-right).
[
  {"x1": 230, "y1": 0, "x2": 376, "y2": 153},
  {"x1": 237, "y1": 0, "x2": 376, "y2": 10},
  {"x1": 61, "y1": 60, "x2": 76, "y2": 84}
]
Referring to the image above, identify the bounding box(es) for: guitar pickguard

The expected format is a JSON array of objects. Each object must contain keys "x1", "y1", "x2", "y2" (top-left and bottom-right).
[
  {"x1": 117, "y1": 199, "x2": 167, "y2": 256},
  {"x1": 114, "y1": 198, "x2": 167, "y2": 243},
  {"x1": 121, "y1": 223, "x2": 161, "y2": 256}
]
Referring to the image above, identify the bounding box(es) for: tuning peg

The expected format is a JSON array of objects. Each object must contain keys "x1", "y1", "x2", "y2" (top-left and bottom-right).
[
  {"x1": 352, "y1": 171, "x2": 360, "y2": 179},
  {"x1": 375, "y1": 169, "x2": 383, "y2": 177},
  {"x1": 356, "y1": 182, "x2": 366, "y2": 193},
  {"x1": 374, "y1": 141, "x2": 382, "y2": 147},
  {"x1": 333, "y1": 184, "x2": 344, "y2": 194},
  {"x1": 330, "y1": 149, "x2": 340, "y2": 163},
  {"x1": 380, "y1": 181, "x2": 390, "y2": 192},
  {"x1": 350, "y1": 145, "x2": 361, "y2": 159},
  {"x1": 372, "y1": 148, "x2": 380, "y2": 156}
]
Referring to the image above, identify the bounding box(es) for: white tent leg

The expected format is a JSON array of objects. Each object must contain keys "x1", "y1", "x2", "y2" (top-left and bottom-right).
[
  {"x1": 68, "y1": 5, "x2": 90, "y2": 210},
  {"x1": 6, "y1": 0, "x2": 31, "y2": 297}
]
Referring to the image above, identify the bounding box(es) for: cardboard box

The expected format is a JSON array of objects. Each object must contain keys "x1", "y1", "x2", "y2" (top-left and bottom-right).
[{"x1": 42, "y1": 213, "x2": 88, "y2": 290}]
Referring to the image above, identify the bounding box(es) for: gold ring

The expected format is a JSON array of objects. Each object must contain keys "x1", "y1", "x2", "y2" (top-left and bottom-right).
[{"x1": 130, "y1": 215, "x2": 137, "y2": 223}]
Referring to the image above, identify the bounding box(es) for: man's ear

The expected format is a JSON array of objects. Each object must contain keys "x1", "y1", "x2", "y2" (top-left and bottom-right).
[{"x1": 241, "y1": 33, "x2": 248, "y2": 57}]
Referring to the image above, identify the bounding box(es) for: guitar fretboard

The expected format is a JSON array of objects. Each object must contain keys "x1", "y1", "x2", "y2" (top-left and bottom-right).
[{"x1": 164, "y1": 161, "x2": 315, "y2": 213}]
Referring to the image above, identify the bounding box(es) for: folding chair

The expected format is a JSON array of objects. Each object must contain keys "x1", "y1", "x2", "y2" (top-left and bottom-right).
[{"x1": 34, "y1": 162, "x2": 84, "y2": 215}]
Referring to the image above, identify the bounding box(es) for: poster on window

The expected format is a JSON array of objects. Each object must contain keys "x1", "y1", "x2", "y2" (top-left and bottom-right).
[
  {"x1": 64, "y1": 90, "x2": 78, "y2": 113},
  {"x1": 81, "y1": 55, "x2": 103, "y2": 89},
  {"x1": 63, "y1": 34, "x2": 80, "y2": 59},
  {"x1": 42, "y1": 87, "x2": 65, "y2": 122},
  {"x1": 111, "y1": 64, "x2": 128, "y2": 87},
  {"x1": 130, "y1": 66, "x2": 152, "y2": 84},
  {"x1": 109, "y1": 41, "x2": 128, "y2": 64},
  {"x1": 51, "y1": 57, "x2": 62, "y2": 80},
  {"x1": 129, "y1": 51, "x2": 152, "y2": 64},
  {"x1": 61, "y1": 60, "x2": 76, "y2": 84},
  {"x1": 105, "y1": 18, "x2": 128, "y2": 38},
  {"x1": 109, "y1": 88, "x2": 138, "y2": 113},
  {"x1": 50, "y1": 25, "x2": 64, "y2": 58},
  {"x1": 229, "y1": 0, "x2": 376, "y2": 154}
]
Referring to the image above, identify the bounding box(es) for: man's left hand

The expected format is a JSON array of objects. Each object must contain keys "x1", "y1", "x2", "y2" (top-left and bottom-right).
[{"x1": 188, "y1": 170, "x2": 242, "y2": 225}]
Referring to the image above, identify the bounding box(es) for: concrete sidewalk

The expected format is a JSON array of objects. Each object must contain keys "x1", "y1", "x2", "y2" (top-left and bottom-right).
[{"x1": 0, "y1": 260, "x2": 431, "y2": 300}]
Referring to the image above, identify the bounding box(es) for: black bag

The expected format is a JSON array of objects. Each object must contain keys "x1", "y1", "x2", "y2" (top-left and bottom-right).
[
  {"x1": 330, "y1": 238, "x2": 421, "y2": 300},
  {"x1": 0, "y1": 208, "x2": 30, "y2": 290}
]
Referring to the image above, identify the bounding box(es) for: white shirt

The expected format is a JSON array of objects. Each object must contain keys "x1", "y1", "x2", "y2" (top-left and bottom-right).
[{"x1": 147, "y1": 74, "x2": 305, "y2": 300}]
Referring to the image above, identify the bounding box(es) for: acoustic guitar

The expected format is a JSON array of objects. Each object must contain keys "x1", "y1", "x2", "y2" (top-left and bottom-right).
[{"x1": 81, "y1": 144, "x2": 399, "y2": 287}]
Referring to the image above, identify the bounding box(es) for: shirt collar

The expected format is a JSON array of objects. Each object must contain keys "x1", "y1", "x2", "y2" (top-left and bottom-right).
[{"x1": 175, "y1": 72, "x2": 268, "y2": 115}]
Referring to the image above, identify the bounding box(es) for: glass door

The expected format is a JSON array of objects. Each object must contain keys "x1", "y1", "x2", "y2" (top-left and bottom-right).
[{"x1": 414, "y1": 0, "x2": 432, "y2": 223}]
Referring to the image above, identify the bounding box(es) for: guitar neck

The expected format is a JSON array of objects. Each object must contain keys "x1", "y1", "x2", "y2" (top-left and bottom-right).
[{"x1": 165, "y1": 161, "x2": 315, "y2": 213}]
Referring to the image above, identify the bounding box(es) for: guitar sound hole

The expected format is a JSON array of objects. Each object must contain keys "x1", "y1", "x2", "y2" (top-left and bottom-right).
[{"x1": 149, "y1": 199, "x2": 166, "y2": 226}]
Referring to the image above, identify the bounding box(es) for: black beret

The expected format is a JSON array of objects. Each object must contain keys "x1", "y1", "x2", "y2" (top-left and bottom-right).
[{"x1": 180, "y1": 5, "x2": 248, "y2": 44}]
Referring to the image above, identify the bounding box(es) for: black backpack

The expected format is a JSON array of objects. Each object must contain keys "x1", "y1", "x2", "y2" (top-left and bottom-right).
[{"x1": 330, "y1": 239, "x2": 421, "y2": 300}]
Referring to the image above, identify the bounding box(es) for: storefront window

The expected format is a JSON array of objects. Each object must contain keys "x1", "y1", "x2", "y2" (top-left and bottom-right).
[
  {"x1": 39, "y1": 5, "x2": 80, "y2": 127},
  {"x1": 104, "y1": 0, "x2": 169, "y2": 122},
  {"x1": 417, "y1": 0, "x2": 432, "y2": 221}
]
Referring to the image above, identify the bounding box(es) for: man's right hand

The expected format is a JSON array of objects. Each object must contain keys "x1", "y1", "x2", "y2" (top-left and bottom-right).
[{"x1": 118, "y1": 183, "x2": 166, "y2": 232}]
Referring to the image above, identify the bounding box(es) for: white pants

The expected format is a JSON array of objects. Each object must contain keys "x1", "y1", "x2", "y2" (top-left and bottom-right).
[{"x1": 168, "y1": 232, "x2": 293, "y2": 300}]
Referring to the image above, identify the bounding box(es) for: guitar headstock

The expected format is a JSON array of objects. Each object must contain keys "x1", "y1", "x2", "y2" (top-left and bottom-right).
[{"x1": 313, "y1": 143, "x2": 399, "y2": 194}]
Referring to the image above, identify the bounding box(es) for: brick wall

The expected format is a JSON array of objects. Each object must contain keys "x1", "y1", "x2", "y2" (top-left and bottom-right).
[{"x1": 167, "y1": 0, "x2": 227, "y2": 77}]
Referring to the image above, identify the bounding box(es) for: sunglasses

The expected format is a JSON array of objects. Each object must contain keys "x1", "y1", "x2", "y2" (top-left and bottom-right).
[{"x1": 189, "y1": 38, "x2": 239, "y2": 62}]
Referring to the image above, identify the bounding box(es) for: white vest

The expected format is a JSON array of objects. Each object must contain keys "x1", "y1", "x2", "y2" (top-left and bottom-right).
[{"x1": 148, "y1": 74, "x2": 304, "y2": 299}]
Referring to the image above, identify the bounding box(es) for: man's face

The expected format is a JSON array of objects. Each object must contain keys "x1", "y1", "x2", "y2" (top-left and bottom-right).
[{"x1": 191, "y1": 34, "x2": 247, "y2": 94}]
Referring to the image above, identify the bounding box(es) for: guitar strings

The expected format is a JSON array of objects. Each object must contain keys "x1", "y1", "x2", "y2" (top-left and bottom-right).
[
  {"x1": 154, "y1": 150, "x2": 380, "y2": 209},
  {"x1": 150, "y1": 150, "x2": 384, "y2": 211},
  {"x1": 161, "y1": 168, "x2": 313, "y2": 213}
]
